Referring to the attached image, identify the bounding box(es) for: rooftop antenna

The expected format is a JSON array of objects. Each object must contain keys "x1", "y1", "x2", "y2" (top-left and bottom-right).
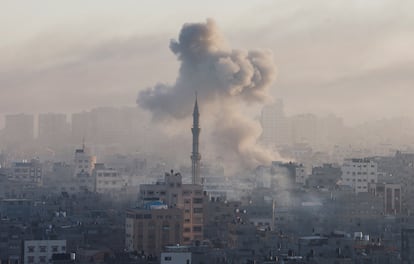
[{"x1": 82, "y1": 136, "x2": 85, "y2": 151}]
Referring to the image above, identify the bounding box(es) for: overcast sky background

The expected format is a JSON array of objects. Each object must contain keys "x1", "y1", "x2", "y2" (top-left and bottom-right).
[{"x1": 1, "y1": 0, "x2": 413, "y2": 126}]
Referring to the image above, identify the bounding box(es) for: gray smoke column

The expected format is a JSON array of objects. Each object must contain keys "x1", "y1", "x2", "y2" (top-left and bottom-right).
[{"x1": 138, "y1": 19, "x2": 278, "y2": 171}]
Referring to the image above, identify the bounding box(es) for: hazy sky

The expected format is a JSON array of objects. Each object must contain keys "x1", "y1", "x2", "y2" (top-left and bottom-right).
[{"x1": 1, "y1": 0, "x2": 413, "y2": 125}]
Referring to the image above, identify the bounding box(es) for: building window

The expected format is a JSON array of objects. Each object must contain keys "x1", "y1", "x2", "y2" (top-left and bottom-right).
[
  {"x1": 28, "y1": 246, "x2": 35, "y2": 252},
  {"x1": 193, "y1": 208, "x2": 203, "y2": 213},
  {"x1": 52, "y1": 246, "x2": 58, "y2": 252},
  {"x1": 39, "y1": 256, "x2": 46, "y2": 263},
  {"x1": 193, "y1": 198, "x2": 203, "y2": 204},
  {"x1": 193, "y1": 226, "x2": 202, "y2": 232},
  {"x1": 39, "y1": 246, "x2": 46, "y2": 252},
  {"x1": 164, "y1": 256, "x2": 172, "y2": 261},
  {"x1": 28, "y1": 256, "x2": 35, "y2": 263}
]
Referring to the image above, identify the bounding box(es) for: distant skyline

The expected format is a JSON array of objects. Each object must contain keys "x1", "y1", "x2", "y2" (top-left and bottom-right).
[{"x1": 1, "y1": 0, "x2": 413, "y2": 125}]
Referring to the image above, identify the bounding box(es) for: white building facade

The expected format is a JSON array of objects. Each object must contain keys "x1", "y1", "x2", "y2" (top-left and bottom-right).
[
  {"x1": 93, "y1": 163, "x2": 124, "y2": 193},
  {"x1": 161, "y1": 251, "x2": 191, "y2": 264},
  {"x1": 341, "y1": 158, "x2": 378, "y2": 193},
  {"x1": 23, "y1": 240, "x2": 66, "y2": 264}
]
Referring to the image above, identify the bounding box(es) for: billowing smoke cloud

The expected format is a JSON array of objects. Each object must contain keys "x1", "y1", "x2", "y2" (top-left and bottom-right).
[{"x1": 138, "y1": 19, "x2": 278, "y2": 172}]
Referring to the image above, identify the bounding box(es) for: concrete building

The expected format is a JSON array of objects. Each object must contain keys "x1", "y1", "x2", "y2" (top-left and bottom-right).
[
  {"x1": 0, "y1": 220, "x2": 26, "y2": 264},
  {"x1": 73, "y1": 146, "x2": 96, "y2": 177},
  {"x1": 38, "y1": 113, "x2": 69, "y2": 147},
  {"x1": 271, "y1": 161, "x2": 306, "y2": 187},
  {"x1": 341, "y1": 158, "x2": 378, "y2": 193},
  {"x1": 202, "y1": 176, "x2": 234, "y2": 202},
  {"x1": 10, "y1": 159, "x2": 43, "y2": 186},
  {"x1": 0, "y1": 198, "x2": 32, "y2": 220},
  {"x1": 93, "y1": 163, "x2": 124, "y2": 194},
  {"x1": 160, "y1": 246, "x2": 191, "y2": 264},
  {"x1": 308, "y1": 163, "x2": 342, "y2": 189},
  {"x1": 139, "y1": 170, "x2": 204, "y2": 243},
  {"x1": 125, "y1": 203, "x2": 183, "y2": 258},
  {"x1": 73, "y1": 146, "x2": 96, "y2": 192},
  {"x1": 260, "y1": 99, "x2": 290, "y2": 147},
  {"x1": 23, "y1": 240, "x2": 66, "y2": 264},
  {"x1": 291, "y1": 113, "x2": 318, "y2": 145},
  {"x1": 295, "y1": 165, "x2": 307, "y2": 186},
  {"x1": 369, "y1": 183, "x2": 402, "y2": 215}
]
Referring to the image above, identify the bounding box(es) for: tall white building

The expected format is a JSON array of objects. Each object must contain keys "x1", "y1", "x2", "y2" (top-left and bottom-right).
[
  {"x1": 73, "y1": 146, "x2": 96, "y2": 177},
  {"x1": 290, "y1": 113, "x2": 318, "y2": 145},
  {"x1": 38, "y1": 113, "x2": 69, "y2": 146},
  {"x1": 93, "y1": 163, "x2": 124, "y2": 193},
  {"x1": 73, "y1": 146, "x2": 96, "y2": 192},
  {"x1": 341, "y1": 158, "x2": 378, "y2": 193},
  {"x1": 260, "y1": 99, "x2": 290, "y2": 147}
]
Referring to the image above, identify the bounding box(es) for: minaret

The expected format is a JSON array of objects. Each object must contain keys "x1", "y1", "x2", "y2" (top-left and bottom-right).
[{"x1": 191, "y1": 93, "x2": 201, "y2": 184}]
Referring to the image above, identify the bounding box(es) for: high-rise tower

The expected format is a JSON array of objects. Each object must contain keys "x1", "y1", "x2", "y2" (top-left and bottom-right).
[{"x1": 191, "y1": 94, "x2": 201, "y2": 184}]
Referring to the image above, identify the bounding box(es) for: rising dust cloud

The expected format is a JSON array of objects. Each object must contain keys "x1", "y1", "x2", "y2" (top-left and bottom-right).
[{"x1": 138, "y1": 19, "x2": 280, "y2": 172}]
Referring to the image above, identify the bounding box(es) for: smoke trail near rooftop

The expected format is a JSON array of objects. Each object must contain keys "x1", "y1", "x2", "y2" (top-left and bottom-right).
[{"x1": 137, "y1": 19, "x2": 278, "y2": 171}]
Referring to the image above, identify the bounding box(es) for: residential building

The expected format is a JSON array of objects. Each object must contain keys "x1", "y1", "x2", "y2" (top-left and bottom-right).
[
  {"x1": 271, "y1": 161, "x2": 306, "y2": 187},
  {"x1": 0, "y1": 199, "x2": 32, "y2": 220},
  {"x1": 295, "y1": 165, "x2": 307, "y2": 185},
  {"x1": 160, "y1": 246, "x2": 191, "y2": 264},
  {"x1": 38, "y1": 113, "x2": 69, "y2": 147},
  {"x1": 93, "y1": 163, "x2": 124, "y2": 194},
  {"x1": 341, "y1": 158, "x2": 378, "y2": 193},
  {"x1": 23, "y1": 240, "x2": 66, "y2": 264},
  {"x1": 125, "y1": 203, "x2": 183, "y2": 257},
  {"x1": 308, "y1": 163, "x2": 341, "y2": 189},
  {"x1": 73, "y1": 146, "x2": 96, "y2": 193},
  {"x1": 369, "y1": 183, "x2": 402, "y2": 215},
  {"x1": 260, "y1": 99, "x2": 290, "y2": 147},
  {"x1": 10, "y1": 159, "x2": 43, "y2": 186},
  {"x1": 139, "y1": 170, "x2": 204, "y2": 243}
]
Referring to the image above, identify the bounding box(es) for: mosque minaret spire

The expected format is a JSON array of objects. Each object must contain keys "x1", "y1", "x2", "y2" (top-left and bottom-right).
[{"x1": 191, "y1": 92, "x2": 201, "y2": 184}]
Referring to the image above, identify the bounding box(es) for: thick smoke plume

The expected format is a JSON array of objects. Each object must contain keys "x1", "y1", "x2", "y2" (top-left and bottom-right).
[{"x1": 138, "y1": 19, "x2": 278, "y2": 172}]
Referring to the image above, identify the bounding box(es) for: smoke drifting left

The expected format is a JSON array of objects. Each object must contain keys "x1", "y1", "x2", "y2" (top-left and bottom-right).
[{"x1": 137, "y1": 19, "x2": 279, "y2": 173}]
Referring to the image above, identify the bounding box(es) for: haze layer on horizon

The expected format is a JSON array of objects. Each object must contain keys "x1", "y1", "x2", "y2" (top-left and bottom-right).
[{"x1": 1, "y1": 0, "x2": 413, "y2": 126}]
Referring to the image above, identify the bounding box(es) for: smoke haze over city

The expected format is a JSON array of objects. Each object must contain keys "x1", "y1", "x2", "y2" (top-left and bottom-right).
[
  {"x1": 1, "y1": 1, "x2": 413, "y2": 125},
  {"x1": 1, "y1": 2, "x2": 414, "y2": 264},
  {"x1": 138, "y1": 19, "x2": 278, "y2": 171}
]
